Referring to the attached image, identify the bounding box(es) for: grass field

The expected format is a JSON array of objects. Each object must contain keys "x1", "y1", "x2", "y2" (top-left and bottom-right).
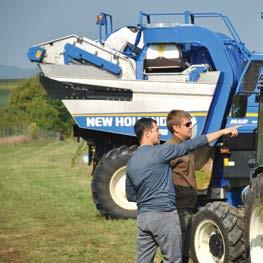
[{"x1": 0, "y1": 139, "x2": 148, "y2": 263}]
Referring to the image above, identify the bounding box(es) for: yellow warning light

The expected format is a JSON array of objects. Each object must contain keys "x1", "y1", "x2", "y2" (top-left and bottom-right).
[{"x1": 35, "y1": 50, "x2": 42, "y2": 59}]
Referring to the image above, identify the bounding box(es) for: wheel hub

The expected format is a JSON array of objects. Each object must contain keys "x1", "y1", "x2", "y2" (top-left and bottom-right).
[
  {"x1": 109, "y1": 166, "x2": 137, "y2": 210},
  {"x1": 194, "y1": 219, "x2": 225, "y2": 262},
  {"x1": 209, "y1": 232, "x2": 224, "y2": 258}
]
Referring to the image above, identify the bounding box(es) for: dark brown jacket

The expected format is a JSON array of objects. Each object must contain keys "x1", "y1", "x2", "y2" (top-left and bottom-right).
[
  {"x1": 167, "y1": 136, "x2": 197, "y2": 188},
  {"x1": 167, "y1": 136, "x2": 198, "y2": 209}
]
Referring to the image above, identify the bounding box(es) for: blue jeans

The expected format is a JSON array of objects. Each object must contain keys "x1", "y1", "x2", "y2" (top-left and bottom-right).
[{"x1": 137, "y1": 210, "x2": 182, "y2": 263}]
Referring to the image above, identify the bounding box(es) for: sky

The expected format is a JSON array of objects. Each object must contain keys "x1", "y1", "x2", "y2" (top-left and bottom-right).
[{"x1": 1, "y1": 0, "x2": 263, "y2": 69}]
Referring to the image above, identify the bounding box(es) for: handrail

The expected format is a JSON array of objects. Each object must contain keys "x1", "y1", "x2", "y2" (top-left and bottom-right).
[
  {"x1": 139, "y1": 11, "x2": 239, "y2": 42},
  {"x1": 97, "y1": 12, "x2": 113, "y2": 43},
  {"x1": 138, "y1": 11, "x2": 250, "y2": 59}
]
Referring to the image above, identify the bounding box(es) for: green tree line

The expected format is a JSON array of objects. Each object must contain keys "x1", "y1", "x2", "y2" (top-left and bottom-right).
[{"x1": 0, "y1": 76, "x2": 73, "y2": 137}]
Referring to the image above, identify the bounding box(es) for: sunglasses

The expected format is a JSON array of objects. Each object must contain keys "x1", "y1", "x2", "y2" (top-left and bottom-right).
[
  {"x1": 181, "y1": 121, "x2": 192, "y2": 127},
  {"x1": 174, "y1": 121, "x2": 192, "y2": 127}
]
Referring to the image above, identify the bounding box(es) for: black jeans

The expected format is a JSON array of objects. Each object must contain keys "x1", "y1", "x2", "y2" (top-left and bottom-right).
[{"x1": 177, "y1": 208, "x2": 193, "y2": 263}]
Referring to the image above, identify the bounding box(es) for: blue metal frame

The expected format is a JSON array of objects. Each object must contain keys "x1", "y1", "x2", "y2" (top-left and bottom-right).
[
  {"x1": 137, "y1": 24, "x2": 248, "y2": 136},
  {"x1": 135, "y1": 44, "x2": 149, "y2": 80},
  {"x1": 97, "y1": 12, "x2": 113, "y2": 43},
  {"x1": 64, "y1": 43, "x2": 121, "y2": 75},
  {"x1": 226, "y1": 187, "x2": 244, "y2": 206}
]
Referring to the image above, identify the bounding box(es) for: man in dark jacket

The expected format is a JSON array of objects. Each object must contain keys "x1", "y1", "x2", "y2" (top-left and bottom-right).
[
  {"x1": 126, "y1": 117, "x2": 239, "y2": 263},
  {"x1": 166, "y1": 109, "x2": 198, "y2": 263}
]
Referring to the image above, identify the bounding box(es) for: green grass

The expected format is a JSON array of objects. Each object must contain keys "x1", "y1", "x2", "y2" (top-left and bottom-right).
[{"x1": 0, "y1": 139, "x2": 141, "y2": 262}]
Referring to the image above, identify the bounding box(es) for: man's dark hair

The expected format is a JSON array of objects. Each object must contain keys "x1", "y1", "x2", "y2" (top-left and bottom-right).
[{"x1": 134, "y1": 118, "x2": 157, "y2": 142}]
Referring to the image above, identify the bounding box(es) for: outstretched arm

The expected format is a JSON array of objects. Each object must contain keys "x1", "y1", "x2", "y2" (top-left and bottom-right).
[
  {"x1": 206, "y1": 126, "x2": 239, "y2": 143},
  {"x1": 162, "y1": 126, "x2": 239, "y2": 162}
]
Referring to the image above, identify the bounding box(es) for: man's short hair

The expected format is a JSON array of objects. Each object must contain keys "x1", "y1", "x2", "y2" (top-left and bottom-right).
[
  {"x1": 134, "y1": 118, "x2": 157, "y2": 142},
  {"x1": 166, "y1": 110, "x2": 192, "y2": 133}
]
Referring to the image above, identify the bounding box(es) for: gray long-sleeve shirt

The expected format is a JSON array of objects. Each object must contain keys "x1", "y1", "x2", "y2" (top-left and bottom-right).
[{"x1": 126, "y1": 135, "x2": 208, "y2": 214}]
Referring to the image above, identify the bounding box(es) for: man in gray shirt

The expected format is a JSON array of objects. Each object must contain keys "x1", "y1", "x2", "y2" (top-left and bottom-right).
[{"x1": 126, "y1": 117, "x2": 238, "y2": 263}]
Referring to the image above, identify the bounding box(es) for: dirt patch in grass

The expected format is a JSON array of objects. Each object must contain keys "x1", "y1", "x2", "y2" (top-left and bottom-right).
[
  {"x1": 0, "y1": 248, "x2": 17, "y2": 256},
  {"x1": 0, "y1": 135, "x2": 31, "y2": 146}
]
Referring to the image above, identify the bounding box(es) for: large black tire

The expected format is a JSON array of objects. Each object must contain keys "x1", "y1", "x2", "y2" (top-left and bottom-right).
[
  {"x1": 91, "y1": 145, "x2": 137, "y2": 219},
  {"x1": 191, "y1": 202, "x2": 245, "y2": 263},
  {"x1": 245, "y1": 173, "x2": 263, "y2": 263}
]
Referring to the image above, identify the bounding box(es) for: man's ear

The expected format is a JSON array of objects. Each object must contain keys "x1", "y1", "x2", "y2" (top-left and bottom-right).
[
  {"x1": 144, "y1": 130, "x2": 150, "y2": 138},
  {"x1": 173, "y1": 125, "x2": 179, "y2": 134}
]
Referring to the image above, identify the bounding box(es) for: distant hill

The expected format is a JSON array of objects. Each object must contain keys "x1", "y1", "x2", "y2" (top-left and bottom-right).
[{"x1": 0, "y1": 64, "x2": 38, "y2": 79}]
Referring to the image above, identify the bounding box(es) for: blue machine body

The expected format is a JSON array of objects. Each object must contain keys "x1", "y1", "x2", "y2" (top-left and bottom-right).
[
  {"x1": 91, "y1": 11, "x2": 261, "y2": 207},
  {"x1": 96, "y1": 11, "x2": 256, "y2": 134},
  {"x1": 28, "y1": 11, "x2": 262, "y2": 208}
]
